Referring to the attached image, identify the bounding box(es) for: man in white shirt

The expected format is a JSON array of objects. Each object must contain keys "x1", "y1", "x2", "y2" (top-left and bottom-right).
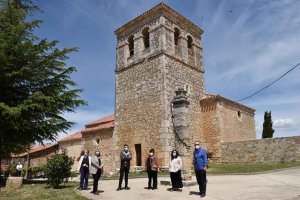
[{"x1": 16, "y1": 162, "x2": 22, "y2": 177}]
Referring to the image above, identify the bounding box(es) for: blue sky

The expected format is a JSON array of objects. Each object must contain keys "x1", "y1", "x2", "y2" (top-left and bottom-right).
[{"x1": 33, "y1": 0, "x2": 300, "y2": 140}]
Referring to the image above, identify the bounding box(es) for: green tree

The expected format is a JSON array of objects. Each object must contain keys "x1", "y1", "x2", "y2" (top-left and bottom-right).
[
  {"x1": 0, "y1": 0, "x2": 86, "y2": 170},
  {"x1": 262, "y1": 111, "x2": 275, "y2": 138},
  {"x1": 44, "y1": 149, "x2": 74, "y2": 188}
]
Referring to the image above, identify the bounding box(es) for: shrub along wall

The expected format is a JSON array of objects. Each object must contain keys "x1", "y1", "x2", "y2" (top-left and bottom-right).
[{"x1": 221, "y1": 136, "x2": 300, "y2": 162}]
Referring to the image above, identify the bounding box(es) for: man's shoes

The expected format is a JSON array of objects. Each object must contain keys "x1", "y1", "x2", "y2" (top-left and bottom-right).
[
  {"x1": 152, "y1": 187, "x2": 158, "y2": 190},
  {"x1": 200, "y1": 194, "x2": 206, "y2": 198},
  {"x1": 78, "y1": 187, "x2": 83, "y2": 191},
  {"x1": 90, "y1": 191, "x2": 99, "y2": 195},
  {"x1": 125, "y1": 186, "x2": 130, "y2": 190},
  {"x1": 173, "y1": 188, "x2": 182, "y2": 192},
  {"x1": 147, "y1": 187, "x2": 152, "y2": 190},
  {"x1": 116, "y1": 187, "x2": 122, "y2": 191}
]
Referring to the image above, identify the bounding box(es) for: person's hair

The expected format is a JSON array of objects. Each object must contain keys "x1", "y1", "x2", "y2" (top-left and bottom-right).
[
  {"x1": 95, "y1": 149, "x2": 101, "y2": 156},
  {"x1": 171, "y1": 150, "x2": 180, "y2": 160},
  {"x1": 124, "y1": 144, "x2": 128, "y2": 147},
  {"x1": 77, "y1": 149, "x2": 85, "y2": 161},
  {"x1": 194, "y1": 141, "x2": 200, "y2": 145},
  {"x1": 149, "y1": 148, "x2": 155, "y2": 153}
]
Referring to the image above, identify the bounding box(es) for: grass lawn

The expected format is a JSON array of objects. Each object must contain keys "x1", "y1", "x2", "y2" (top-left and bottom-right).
[
  {"x1": 207, "y1": 160, "x2": 300, "y2": 174},
  {"x1": 0, "y1": 182, "x2": 88, "y2": 200}
]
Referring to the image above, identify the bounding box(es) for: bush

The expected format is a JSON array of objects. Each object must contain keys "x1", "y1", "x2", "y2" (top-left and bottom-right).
[
  {"x1": 44, "y1": 149, "x2": 74, "y2": 188},
  {"x1": 7, "y1": 164, "x2": 17, "y2": 176}
]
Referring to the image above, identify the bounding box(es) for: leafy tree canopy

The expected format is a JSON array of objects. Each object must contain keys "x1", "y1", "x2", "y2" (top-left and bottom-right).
[
  {"x1": 0, "y1": 0, "x2": 86, "y2": 159},
  {"x1": 262, "y1": 111, "x2": 275, "y2": 138}
]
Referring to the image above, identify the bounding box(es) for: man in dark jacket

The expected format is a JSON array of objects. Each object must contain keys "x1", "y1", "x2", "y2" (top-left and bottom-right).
[
  {"x1": 117, "y1": 144, "x2": 132, "y2": 190},
  {"x1": 193, "y1": 141, "x2": 208, "y2": 197}
]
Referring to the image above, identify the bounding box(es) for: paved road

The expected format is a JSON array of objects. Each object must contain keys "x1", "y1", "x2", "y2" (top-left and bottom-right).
[{"x1": 78, "y1": 167, "x2": 300, "y2": 200}]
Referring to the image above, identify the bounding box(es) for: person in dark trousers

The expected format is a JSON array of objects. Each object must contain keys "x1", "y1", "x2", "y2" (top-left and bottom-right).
[
  {"x1": 169, "y1": 150, "x2": 183, "y2": 191},
  {"x1": 16, "y1": 162, "x2": 22, "y2": 177},
  {"x1": 77, "y1": 150, "x2": 91, "y2": 190},
  {"x1": 117, "y1": 144, "x2": 132, "y2": 191},
  {"x1": 144, "y1": 148, "x2": 160, "y2": 190},
  {"x1": 193, "y1": 141, "x2": 208, "y2": 197},
  {"x1": 90, "y1": 149, "x2": 104, "y2": 195}
]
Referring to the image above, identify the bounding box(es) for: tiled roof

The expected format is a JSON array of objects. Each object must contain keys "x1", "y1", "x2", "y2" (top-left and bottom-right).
[
  {"x1": 59, "y1": 131, "x2": 82, "y2": 143},
  {"x1": 11, "y1": 144, "x2": 57, "y2": 158},
  {"x1": 85, "y1": 115, "x2": 114, "y2": 128},
  {"x1": 82, "y1": 115, "x2": 114, "y2": 134},
  {"x1": 200, "y1": 93, "x2": 255, "y2": 113}
]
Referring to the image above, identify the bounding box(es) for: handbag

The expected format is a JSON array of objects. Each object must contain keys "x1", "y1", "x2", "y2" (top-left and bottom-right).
[{"x1": 151, "y1": 157, "x2": 158, "y2": 171}]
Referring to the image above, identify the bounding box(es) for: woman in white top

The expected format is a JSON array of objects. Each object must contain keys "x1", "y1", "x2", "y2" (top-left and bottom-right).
[{"x1": 169, "y1": 150, "x2": 183, "y2": 191}]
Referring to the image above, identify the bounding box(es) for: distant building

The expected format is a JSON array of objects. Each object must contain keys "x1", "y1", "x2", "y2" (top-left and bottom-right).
[
  {"x1": 10, "y1": 144, "x2": 58, "y2": 168},
  {"x1": 58, "y1": 116, "x2": 114, "y2": 172}
]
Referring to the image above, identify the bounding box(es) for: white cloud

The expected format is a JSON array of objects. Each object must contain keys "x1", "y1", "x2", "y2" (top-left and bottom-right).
[{"x1": 273, "y1": 118, "x2": 299, "y2": 129}]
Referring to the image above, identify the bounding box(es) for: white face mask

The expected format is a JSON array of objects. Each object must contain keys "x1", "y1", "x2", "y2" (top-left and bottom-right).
[
  {"x1": 124, "y1": 147, "x2": 128, "y2": 151},
  {"x1": 173, "y1": 153, "x2": 176, "y2": 156},
  {"x1": 149, "y1": 152, "x2": 153, "y2": 156},
  {"x1": 95, "y1": 152, "x2": 100, "y2": 156},
  {"x1": 195, "y1": 145, "x2": 200, "y2": 150}
]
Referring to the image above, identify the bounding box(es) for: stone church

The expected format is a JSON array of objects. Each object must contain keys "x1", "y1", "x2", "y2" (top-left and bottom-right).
[{"x1": 59, "y1": 3, "x2": 255, "y2": 174}]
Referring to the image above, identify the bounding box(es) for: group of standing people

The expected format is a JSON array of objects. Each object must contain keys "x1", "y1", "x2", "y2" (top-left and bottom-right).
[
  {"x1": 77, "y1": 149, "x2": 104, "y2": 195},
  {"x1": 77, "y1": 141, "x2": 208, "y2": 197}
]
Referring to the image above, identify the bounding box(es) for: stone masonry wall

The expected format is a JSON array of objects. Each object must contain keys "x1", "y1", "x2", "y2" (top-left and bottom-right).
[
  {"x1": 82, "y1": 128, "x2": 114, "y2": 175},
  {"x1": 200, "y1": 101, "x2": 220, "y2": 157},
  {"x1": 59, "y1": 140, "x2": 82, "y2": 172},
  {"x1": 114, "y1": 57, "x2": 163, "y2": 168},
  {"x1": 221, "y1": 136, "x2": 300, "y2": 162},
  {"x1": 200, "y1": 99, "x2": 256, "y2": 159},
  {"x1": 27, "y1": 147, "x2": 58, "y2": 169},
  {"x1": 218, "y1": 101, "x2": 256, "y2": 142},
  {"x1": 164, "y1": 55, "x2": 204, "y2": 164}
]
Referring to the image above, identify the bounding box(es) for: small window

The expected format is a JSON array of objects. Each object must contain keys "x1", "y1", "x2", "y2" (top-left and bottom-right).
[
  {"x1": 142, "y1": 27, "x2": 150, "y2": 49},
  {"x1": 187, "y1": 35, "x2": 193, "y2": 49},
  {"x1": 237, "y1": 110, "x2": 242, "y2": 120},
  {"x1": 128, "y1": 35, "x2": 134, "y2": 56},
  {"x1": 174, "y1": 28, "x2": 180, "y2": 46},
  {"x1": 95, "y1": 138, "x2": 100, "y2": 144}
]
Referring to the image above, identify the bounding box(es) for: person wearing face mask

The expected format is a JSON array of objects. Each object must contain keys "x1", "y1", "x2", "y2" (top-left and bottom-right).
[
  {"x1": 90, "y1": 149, "x2": 104, "y2": 195},
  {"x1": 193, "y1": 141, "x2": 208, "y2": 197},
  {"x1": 144, "y1": 148, "x2": 160, "y2": 190},
  {"x1": 117, "y1": 144, "x2": 132, "y2": 191},
  {"x1": 169, "y1": 150, "x2": 183, "y2": 191},
  {"x1": 77, "y1": 149, "x2": 91, "y2": 190}
]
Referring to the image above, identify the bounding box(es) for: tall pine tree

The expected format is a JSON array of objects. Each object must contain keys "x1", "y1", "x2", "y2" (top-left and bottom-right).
[
  {"x1": 0, "y1": 0, "x2": 86, "y2": 169},
  {"x1": 262, "y1": 111, "x2": 275, "y2": 138}
]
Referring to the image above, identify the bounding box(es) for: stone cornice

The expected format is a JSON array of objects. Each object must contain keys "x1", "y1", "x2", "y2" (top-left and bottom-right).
[
  {"x1": 115, "y1": 50, "x2": 205, "y2": 74},
  {"x1": 114, "y1": 3, "x2": 203, "y2": 37}
]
